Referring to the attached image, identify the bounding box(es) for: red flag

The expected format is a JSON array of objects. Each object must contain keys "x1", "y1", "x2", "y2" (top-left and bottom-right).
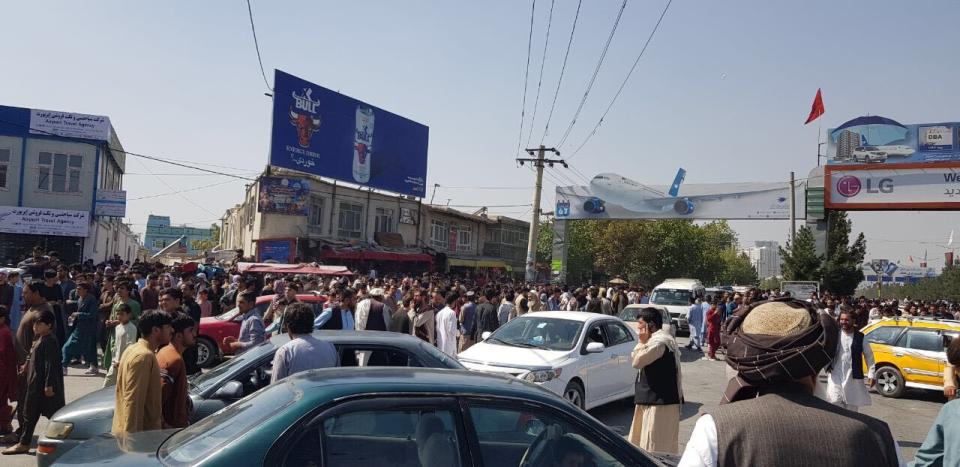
[{"x1": 804, "y1": 88, "x2": 825, "y2": 124}]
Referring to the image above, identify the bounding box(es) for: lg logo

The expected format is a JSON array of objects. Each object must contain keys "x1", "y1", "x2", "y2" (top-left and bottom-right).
[{"x1": 836, "y1": 175, "x2": 893, "y2": 198}]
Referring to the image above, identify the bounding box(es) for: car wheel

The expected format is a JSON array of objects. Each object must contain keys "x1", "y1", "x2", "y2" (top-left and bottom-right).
[
  {"x1": 196, "y1": 337, "x2": 218, "y2": 368},
  {"x1": 875, "y1": 366, "x2": 905, "y2": 398},
  {"x1": 564, "y1": 380, "x2": 585, "y2": 410}
]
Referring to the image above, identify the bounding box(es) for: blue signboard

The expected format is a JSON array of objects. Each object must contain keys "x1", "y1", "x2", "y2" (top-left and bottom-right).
[
  {"x1": 257, "y1": 238, "x2": 295, "y2": 263},
  {"x1": 826, "y1": 117, "x2": 960, "y2": 165},
  {"x1": 269, "y1": 70, "x2": 429, "y2": 197},
  {"x1": 258, "y1": 176, "x2": 310, "y2": 216}
]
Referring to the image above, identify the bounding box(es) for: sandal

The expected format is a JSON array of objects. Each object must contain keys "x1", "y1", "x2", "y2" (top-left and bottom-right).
[{"x1": 1, "y1": 444, "x2": 30, "y2": 455}]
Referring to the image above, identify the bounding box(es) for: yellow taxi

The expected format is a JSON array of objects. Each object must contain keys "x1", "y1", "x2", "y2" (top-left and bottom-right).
[{"x1": 862, "y1": 317, "x2": 960, "y2": 398}]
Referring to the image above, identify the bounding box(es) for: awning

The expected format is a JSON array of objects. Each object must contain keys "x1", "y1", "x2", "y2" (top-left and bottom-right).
[
  {"x1": 447, "y1": 258, "x2": 508, "y2": 269},
  {"x1": 320, "y1": 250, "x2": 433, "y2": 263},
  {"x1": 236, "y1": 262, "x2": 353, "y2": 275}
]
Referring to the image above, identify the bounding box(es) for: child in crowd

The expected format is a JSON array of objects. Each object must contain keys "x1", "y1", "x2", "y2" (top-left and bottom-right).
[
  {"x1": 197, "y1": 288, "x2": 212, "y2": 319},
  {"x1": 2, "y1": 308, "x2": 64, "y2": 455},
  {"x1": 102, "y1": 304, "x2": 137, "y2": 388}
]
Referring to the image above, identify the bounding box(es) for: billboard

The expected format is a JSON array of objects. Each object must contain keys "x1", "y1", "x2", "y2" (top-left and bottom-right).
[
  {"x1": 258, "y1": 176, "x2": 310, "y2": 216},
  {"x1": 555, "y1": 173, "x2": 804, "y2": 220},
  {"x1": 94, "y1": 190, "x2": 126, "y2": 217},
  {"x1": 826, "y1": 118, "x2": 960, "y2": 166},
  {"x1": 269, "y1": 70, "x2": 429, "y2": 197},
  {"x1": 256, "y1": 238, "x2": 296, "y2": 263},
  {"x1": 30, "y1": 108, "x2": 111, "y2": 141},
  {"x1": 825, "y1": 162, "x2": 960, "y2": 209}
]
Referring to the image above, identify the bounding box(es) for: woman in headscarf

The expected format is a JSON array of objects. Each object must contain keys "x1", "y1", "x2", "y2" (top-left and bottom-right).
[{"x1": 705, "y1": 297, "x2": 723, "y2": 360}]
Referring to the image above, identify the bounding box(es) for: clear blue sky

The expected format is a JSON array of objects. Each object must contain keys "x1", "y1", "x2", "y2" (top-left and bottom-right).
[{"x1": 2, "y1": 0, "x2": 958, "y2": 266}]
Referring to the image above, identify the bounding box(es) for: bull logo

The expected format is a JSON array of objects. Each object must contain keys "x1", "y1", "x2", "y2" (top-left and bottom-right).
[
  {"x1": 290, "y1": 88, "x2": 322, "y2": 148},
  {"x1": 355, "y1": 142, "x2": 369, "y2": 163}
]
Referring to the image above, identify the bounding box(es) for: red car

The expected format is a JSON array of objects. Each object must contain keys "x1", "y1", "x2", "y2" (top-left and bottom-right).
[{"x1": 196, "y1": 293, "x2": 327, "y2": 368}]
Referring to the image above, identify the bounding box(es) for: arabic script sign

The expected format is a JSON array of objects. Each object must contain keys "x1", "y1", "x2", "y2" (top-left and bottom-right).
[
  {"x1": 0, "y1": 206, "x2": 89, "y2": 237},
  {"x1": 826, "y1": 162, "x2": 960, "y2": 210},
  {"x1": 30, "y1": 109, "x2": 111, "y2": 141}
]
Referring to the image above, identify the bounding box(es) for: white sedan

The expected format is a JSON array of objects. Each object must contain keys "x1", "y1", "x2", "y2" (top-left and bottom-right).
[{"x1": 458, "y1": 311, "x2": 639, "y2": 410}]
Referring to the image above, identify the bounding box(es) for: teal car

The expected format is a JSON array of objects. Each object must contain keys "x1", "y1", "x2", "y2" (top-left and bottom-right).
[{"x1": 55, "y1": 368, "x2": 674, "y2": 466}]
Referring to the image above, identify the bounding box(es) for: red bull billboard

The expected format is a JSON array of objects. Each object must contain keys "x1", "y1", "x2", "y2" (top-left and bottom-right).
[{"x1": 269, "y1": 70, "x2": 429, "y2": 197}]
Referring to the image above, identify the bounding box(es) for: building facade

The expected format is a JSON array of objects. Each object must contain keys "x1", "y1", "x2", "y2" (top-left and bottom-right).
[
  {"x1": 0, "y1": 105, "x2": 141, "y2": 265},
  {"x1": 143, "y1": 215, "x2": 214, "y2": 255},
  {"x1": 220, "y1": 168, "x2": 529, "y2": 273},
  {"x1": 743, "y1": 240, "x2": 782, "y2": 280}
]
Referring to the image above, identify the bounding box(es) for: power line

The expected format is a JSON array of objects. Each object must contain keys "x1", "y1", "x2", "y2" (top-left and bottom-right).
[
  {"x1": 134, "y1": 157, "x2": 220, "y2": 217},
  {"x1": 429, "y1": 203, "x2": 532, "y2": 208},
  {"x1": 245, "y1": 0, "x2": 272, "y2": 91},
  {"x1": 540, "y1": 0, "x2": 582, "y2": 145},
  {"x1": 514, "y1": 0, "x2": 538, "y2": 159},
  {"x1": 567, "y1": 0, "x2": 674, "y2": 160},
  {"x1": 125, "y1": 172, "x2": 260, "y2": 176},
  {"x1": 524, "y1": 0, "x2": 556, "y2": 147},
  {"x1": 436, "y1": 185, "x2": 531, "y2": 190},
  {"x1": 556, "y1": 0, "x2": 629, "y2": 148},
  {"x1": 128, "y1": 178, "x2": 240, "y2": 201}
]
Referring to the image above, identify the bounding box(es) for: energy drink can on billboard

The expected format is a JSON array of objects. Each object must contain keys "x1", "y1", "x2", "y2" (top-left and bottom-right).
[{"x1": 353, "y1": 105, "x2": 374, "y2": 183}]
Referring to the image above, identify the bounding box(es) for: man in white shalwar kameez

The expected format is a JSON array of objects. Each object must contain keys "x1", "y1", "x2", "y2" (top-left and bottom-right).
[
  {"x1": 435, "y1": 294, "x2": 458, "y2": 357},
  {"x1": 822, "y1": 309, "x2": 875, "y2": 412}
]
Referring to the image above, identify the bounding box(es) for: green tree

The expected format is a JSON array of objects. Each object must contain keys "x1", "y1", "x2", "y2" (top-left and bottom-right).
[
  {"x1": 209, "y1": 223, "x2": 221, "y2": 244},
  {"x1": 779, "y1": 226, "x2": 822, "y2": 281},
  {"x1": 820, "y1": 211, "x2": 866, "y2": 296},
  {"x1": 536, "y1": 219, "x2": 553, "y2": 263},
  {"x1": 190, "y1": 238, "x2": 216, "y2": 252},
  {"x1": 716, "y1": 249, "x2": 759, "y2": 286}
]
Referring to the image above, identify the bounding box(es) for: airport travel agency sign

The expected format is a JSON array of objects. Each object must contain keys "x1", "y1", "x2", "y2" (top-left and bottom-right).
[{"x1": 826, "y1": 162, "x2": 960, "y2": 209}]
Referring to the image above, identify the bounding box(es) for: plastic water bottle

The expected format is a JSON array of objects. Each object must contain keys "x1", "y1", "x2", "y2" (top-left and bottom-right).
[{"x1": 353, "y1": 105, "x2": 374, "y2": 183}]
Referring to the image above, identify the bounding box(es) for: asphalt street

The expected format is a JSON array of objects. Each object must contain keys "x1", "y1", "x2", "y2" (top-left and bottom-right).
[{"x1": 5, "y1": 337, "x2": 945, "y2": 466}]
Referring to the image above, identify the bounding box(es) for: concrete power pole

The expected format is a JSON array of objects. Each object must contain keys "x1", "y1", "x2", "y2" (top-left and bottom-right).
[{"x1": 518, "y1": 145, "x2": 565, "y2": 283}]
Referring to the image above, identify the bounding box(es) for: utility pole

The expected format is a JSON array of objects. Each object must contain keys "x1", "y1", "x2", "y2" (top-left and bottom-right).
[
  {"x1": 518, "y1": 145, "x2": 565, "y2": 283},
  {"x1": 789, "y1": 171, "x2": 796, "y2": 245}
]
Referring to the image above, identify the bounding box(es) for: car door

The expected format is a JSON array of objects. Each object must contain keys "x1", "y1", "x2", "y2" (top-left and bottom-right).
[
  {"x1": 462, "y1": 398, "x2": 655, "y2": 467},
  {"x1": 896, "y1": 329, "x2": 945, "y2": 388},
  {"x1": 602, "y1": 320, "x2": 638, "y2": 398},
  {"x1": 579, "y1": 321, "x2": 617, "y2": 403},
  {"x1": 194, "y1": 355, "x2": 274, "y2": 422}
]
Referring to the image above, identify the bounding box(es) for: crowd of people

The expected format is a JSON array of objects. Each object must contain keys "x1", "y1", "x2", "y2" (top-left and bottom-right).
[{"x1": 2, "y1": 247, "x2": 960, "y2": 464}]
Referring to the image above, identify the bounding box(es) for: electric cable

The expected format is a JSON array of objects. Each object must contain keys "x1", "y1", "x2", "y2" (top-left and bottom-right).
[
  {"x1": 525, "y1": 0, "x2": 556, "y2": 147},
  {"x1": 540, "y1": 0, "x2": 582, "y2": 145},
  {"x1": 246, "y1": 0, "x2": 272, "y2": 91},
  {"x1": 514, "y1": 0, "x2": 538, "y2": 159}
]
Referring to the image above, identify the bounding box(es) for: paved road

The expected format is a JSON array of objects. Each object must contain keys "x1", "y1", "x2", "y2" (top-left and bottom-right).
[
  {"x1": 588, "y1": 336, "x2": 944, "y2": 461},
  {"x1": 6, "y1": 338, "x2": 944, "y2": 466}
]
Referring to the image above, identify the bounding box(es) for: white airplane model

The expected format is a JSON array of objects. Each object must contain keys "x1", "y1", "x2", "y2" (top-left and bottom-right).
[{"x1": 589, "y1": 170, "x2": 697, "y2": 215}]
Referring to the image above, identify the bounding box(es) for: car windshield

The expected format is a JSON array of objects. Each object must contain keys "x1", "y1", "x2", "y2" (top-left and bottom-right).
[
  {"x1": 650, "y1": 288, "x2": 692, "y2": 306},
  {"x1": 487, "y1": 317, "x2": 583, "y2": 351},
  {"x1": 417, "y1": 340, "x2": 466, "y2": 369},
  {"x1": 189, "y1": 338, "x2": 277, "y2": 393},
  {"x1": 159, "y1": 381, "x2": 301, "y2": 465},
  {"x1": 217, "y1": 307, "x2": 240, "y2": 321}
]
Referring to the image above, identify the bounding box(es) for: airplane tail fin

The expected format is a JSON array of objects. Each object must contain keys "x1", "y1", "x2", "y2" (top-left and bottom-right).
[
  {"x1": 668, "y1": 168, "x2": 686, "y2": 197},
  {"x1": 860, "y1": 133, "x2": 868, "y2": 146}
]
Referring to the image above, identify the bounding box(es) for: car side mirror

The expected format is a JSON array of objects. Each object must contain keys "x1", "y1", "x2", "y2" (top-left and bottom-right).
[
  {"x1": 585, "y1": 342, "x2": 605, "y2": 353},
  {"x1": 481, "y1": 332, "x2": 492, "y2": 341},
  {"x1": 213, "y1": 380, "x2": 244, "y2": 400}
]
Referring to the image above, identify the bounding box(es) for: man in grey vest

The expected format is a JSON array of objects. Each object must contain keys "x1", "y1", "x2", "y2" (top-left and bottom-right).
[{"x1": 678, "y1": 299, "x2": 903, "y2": 467}]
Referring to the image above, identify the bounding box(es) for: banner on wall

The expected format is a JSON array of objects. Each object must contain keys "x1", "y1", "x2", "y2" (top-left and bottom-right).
[
  {"x1": 825, "y1": 162, "x2": 960, "y2": 210},
  {"x1": 258, "y1": 176, "x2": 310, "y2": 215},
  {"x1": 269, "y1": 70, "x2": 429, "y2": 197},
  {"x1": 555, "y1": 173, "x2": 804, "y2": 220},
  {"x1": 0, "y1": 206, "x2": 89, "y2": 237},
  {"x1": 256, "y1": 238, "x2": 296, "y2": 263},
  {"x1": 29, "y1": 109, "x2": 111, "y2": 141},
  {"x1": 94, "y1": 190, "x2": 127, "y2": 217}
]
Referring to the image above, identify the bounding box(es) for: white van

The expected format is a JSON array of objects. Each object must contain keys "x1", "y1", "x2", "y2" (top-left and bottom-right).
[{"x1": 649, "y1": 279, "x2": 705, "y2": 333}]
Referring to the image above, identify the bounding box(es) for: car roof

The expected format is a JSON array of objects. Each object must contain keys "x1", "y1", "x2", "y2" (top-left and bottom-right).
[
  {"x1": 865, "y1": 317, "x2": 960, "y2": 333},
  {"x1": 254, "y1": 293, "x2": 326, "y2": 304},
  {"x1": 654, "y1": 279, "x2": 703, "y2": 288},
  {"x1": 515, "y1": 311, "x2": 618, "y2": 323},
  {"x1": 284, "y1": 367, "x2": 567, "y2": 407},
  {"x1": 269, "y1": 330, "x2": 429, "y2": 348}
]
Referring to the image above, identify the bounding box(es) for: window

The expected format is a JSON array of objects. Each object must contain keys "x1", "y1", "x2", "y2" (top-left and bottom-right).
[
  {"x1": 865, "y1": 326, "x2": 903, "y2": 345},
  {"x1": 430, "y1": 220, "x2": 448, "y2": 249},
  {"x1": 153, "y1": 239, "x2": 166, "y2": 248},
  {"x1": 491, "y1": 317, "x2": 584, "y2": 351},
  {"x1": 37, "y1": 152, "x2": 82, "y2": 193},
  {"x1": 902, "y1": 329, "x2": 943, "y2": 352},
  {"x1": 466, "y1": 403, "x2": 629, "y2": 467},
  {"x1": 457, "y1": 226, "x2": 473, "y2": 253},
  {"x1": 375, "y1": 208, "x2": 395, "y2": 233},
  {"x1": 487, "y1": 229, "x2": 501, "y2": 244},
  {"x1": 308, "y1": 196, "x2": 324, "y2": 233},
  {"x1": 0, "y1": 148, "x2": 9, "y2": 189},
  {"x1": 603, "y1": 321, "x2": 634, "y2": 346},
  {"x1": 310, "y1": 408, "x2": 462, "y2": 467},
  {"x1": 337, "y1": 202, "x2": 364, "y2": 239},
  {"x1": 337, "y1": 347, "x2": 420, "y2": 367}
]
